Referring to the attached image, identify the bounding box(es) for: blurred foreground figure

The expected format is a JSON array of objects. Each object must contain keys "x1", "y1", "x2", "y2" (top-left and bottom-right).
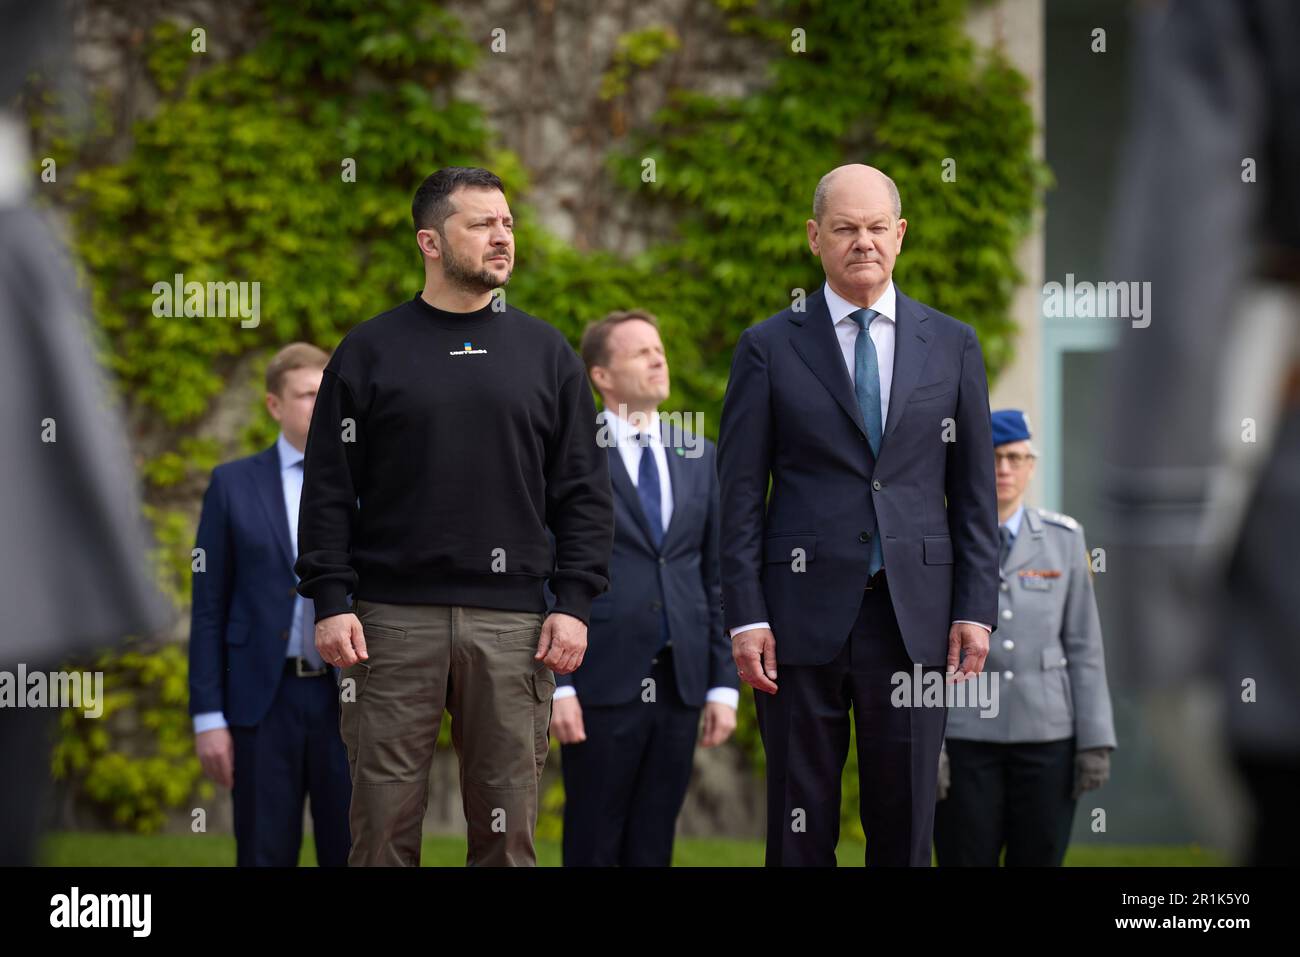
[
  {"x1": 0, "y1": 28, "x2": 171, "y2": 866},
  {"x1": 0, "y1": 0, "x2": 170, "y2": 864},
  {"x1": 1103, "y1": 0, "x2": 1300, "y2": 864}
]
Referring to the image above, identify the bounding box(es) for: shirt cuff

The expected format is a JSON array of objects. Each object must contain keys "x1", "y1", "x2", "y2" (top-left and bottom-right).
[
  {"x1": 952, "y1": 619, "x2": 992, "y2": 633},
  {"x1": 729, "y1": 621, "x2": 770, "y2": 639},
  {"x1": 552, "y1": 685, "x2": 578, "y2": 700},
  {"x1": 193, "y1": 711, "x2": 228, "y2": 734},
  {"x1": 705, "y1": 687, "x2": 740, "y2": 709}
]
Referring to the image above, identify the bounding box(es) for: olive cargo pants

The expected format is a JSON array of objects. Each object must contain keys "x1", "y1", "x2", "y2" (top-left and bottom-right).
[{"x1": 338, "y1": 600, "x2": 555, "y2": 866}]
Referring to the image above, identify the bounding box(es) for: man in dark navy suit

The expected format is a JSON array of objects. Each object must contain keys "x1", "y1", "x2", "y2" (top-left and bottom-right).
[
  {"x1": 189, "y1": 343, "x2": 352, "y2": 866},
  {"x1": 551, "y1": 310, "x2": 737, "y2": 866},
  {"x1": 718, "y1": 165, "x2": 1000, "y2": 866}
]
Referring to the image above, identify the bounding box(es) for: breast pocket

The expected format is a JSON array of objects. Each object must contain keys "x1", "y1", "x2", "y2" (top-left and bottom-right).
[{"x1": 909, "y1": 380, "x2": 955, "y2": 403}]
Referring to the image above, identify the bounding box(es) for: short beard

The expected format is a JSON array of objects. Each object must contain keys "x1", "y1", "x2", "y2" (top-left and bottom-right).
[{"x1": 440, "y1": 235, "x2": 511, "y2": 294}]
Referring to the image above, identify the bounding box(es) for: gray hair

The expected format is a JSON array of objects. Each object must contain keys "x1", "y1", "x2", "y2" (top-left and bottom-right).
[{"x1": 813, "y1": 169, "x2": 902, "y2": 222}]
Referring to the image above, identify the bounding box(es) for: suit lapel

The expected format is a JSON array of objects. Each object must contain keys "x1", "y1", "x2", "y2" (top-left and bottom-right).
[
  {"x1": 659, "y1": 418, "x2": 688, "y2": 547},
  {"x1": 882, "y1": 289, "x2": 934, "y2": 442},
  {"x1": 604, "y1": 418, "x2": 657, "y2": 549},
  {"x1": 787, "y1": 288, "x2": 871, "y2": 445},
  {"x1": 253, "y1": 445, "x2": 296, "y2": 573}
]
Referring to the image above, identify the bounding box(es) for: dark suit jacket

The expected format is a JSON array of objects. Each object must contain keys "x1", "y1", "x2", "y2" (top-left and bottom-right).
[
  {"x1": 554, "y1": 414, "x2": 736, "y2": 707},
  {"x1": 190, "y1": 444, "x2": 334, "y2": 727},
  {"x1": 717, "y1": 285, "x2": 999, "y2": 666}
]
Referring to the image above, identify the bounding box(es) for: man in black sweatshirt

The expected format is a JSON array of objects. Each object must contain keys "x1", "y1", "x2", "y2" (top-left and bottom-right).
[{"x1": 295, "y1": 167, "x2": 613, "y2": 866}]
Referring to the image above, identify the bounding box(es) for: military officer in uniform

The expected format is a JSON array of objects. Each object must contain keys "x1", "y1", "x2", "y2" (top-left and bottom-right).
[{"x1": 933, "y1": 409, "x2": 1117, "y2": 866}]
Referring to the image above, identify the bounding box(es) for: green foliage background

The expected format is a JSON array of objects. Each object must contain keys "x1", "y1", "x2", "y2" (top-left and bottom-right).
[{"x1": 34, "y1": 0, "x2": 1043, "y2": 840}]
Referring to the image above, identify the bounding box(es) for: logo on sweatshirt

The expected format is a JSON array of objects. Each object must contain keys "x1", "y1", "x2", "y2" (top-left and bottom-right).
[{"x1": 449, "y1": 340, "x2": 488, "y2": 356}]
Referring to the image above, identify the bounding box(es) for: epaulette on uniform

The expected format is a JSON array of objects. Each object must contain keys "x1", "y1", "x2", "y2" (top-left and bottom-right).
[{"x1": 1038, "y1": 509, "x2": 1079, "y2": 531}]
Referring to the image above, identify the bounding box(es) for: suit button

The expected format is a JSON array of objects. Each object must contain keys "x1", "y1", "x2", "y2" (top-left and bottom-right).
[
  {"x1": 280, "y1": 630, "x2": 289, "y2": 641},
  {"x1": 1001, "y1": 608, "x2": 1013, "y2": 620},
  {"x1": 872, "y1": 479, "x2": 882, "y2": 491},
  {"x1": 859, "y1": 531, "x2": 871, "y2": 543},
  {"x1": 658, "y1": 557, "x2": 666, "y2": 567},
  {"x1": 1060, "y1": 656, "x2": 1068, "y2": 666},
  {"x1": 1002, "y1": 639, "x2": 1014, "y2": 651},
  {"x1": 1004, "y1": 670, "x2": 1014, "y2": 681},
  {"x1": 650, "y1": 601, "x2": 662, "y2": 612},
  {"x1": 289, "y1": 586, "x2": 298, "y2": 597},
  {"x1": 1000, "y1": 581, "x2": 1009, "y2": 592}
]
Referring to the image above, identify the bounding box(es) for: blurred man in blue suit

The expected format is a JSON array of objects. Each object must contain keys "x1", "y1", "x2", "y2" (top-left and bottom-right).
[
  {"x1": 189, "y1": 343, "x2": 352, "y2": 866},
  {"x1": 718, "y1": 165, "x2": 999, "y2": 866},
  {"x1": 551, "y1": 310, "x2": 737, "y2": 866}
]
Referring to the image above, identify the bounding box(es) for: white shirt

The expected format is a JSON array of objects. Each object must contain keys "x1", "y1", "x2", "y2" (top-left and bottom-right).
[
  {"x1": 193, "y1": 432, "x2": 311, "y2": 734},
  {"x1": 730, "y1": 281, "x2": 991, "y2": 639},
  {"x1": 554, "y1": 409, "x2": 738, "y2": 710}
]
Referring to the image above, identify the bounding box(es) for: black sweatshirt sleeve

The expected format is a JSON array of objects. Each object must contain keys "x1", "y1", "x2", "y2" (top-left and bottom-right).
[
  {"x1": 544, "y1": 364, "x2": 614, "y2": 624},
  {"x1": 295, "y1": 366, "x2": 366, "y2": 622}
]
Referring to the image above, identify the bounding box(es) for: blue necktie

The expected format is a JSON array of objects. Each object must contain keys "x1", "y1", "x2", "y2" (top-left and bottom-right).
[
  {"x1": 851, "y1": 308, "x2": 885, "y2": 576},
  {"x1": 636, "y1": 435, "x2": 663, "y2": 548},
  {"x1": 636, "y1": 435, "x2": 670, "y2": 650}
]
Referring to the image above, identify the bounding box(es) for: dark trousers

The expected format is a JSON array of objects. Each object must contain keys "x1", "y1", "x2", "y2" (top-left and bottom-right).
[
  {"x1": 933, "y1": 737, "x2": 1077, "y2": 866},
  {"x1": 754, "y1": 576, "x2": 948, "y2": 866},
  {"x1": 231, "y1": 662, "x2": 352, "y2": 866},
  {"x1": 561, "y1": 648, "x2": 701, "y2": 866}
]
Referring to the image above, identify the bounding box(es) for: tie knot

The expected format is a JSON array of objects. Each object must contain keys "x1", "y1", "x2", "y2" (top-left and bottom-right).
[
  {"x1": 636, "y1": 432, "x2": 652, "y2": 449},
  {"x1": 850, "y1": 307, "x2": 878, "y2": 331}
]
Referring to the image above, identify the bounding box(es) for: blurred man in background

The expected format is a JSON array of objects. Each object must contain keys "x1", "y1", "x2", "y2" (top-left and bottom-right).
[
  {"x1": 551, "y1": 310, "x2": 737, "y2": 866},
  {"x1": 189, "y1": 343, "x2": 352, "y2": 866}
]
